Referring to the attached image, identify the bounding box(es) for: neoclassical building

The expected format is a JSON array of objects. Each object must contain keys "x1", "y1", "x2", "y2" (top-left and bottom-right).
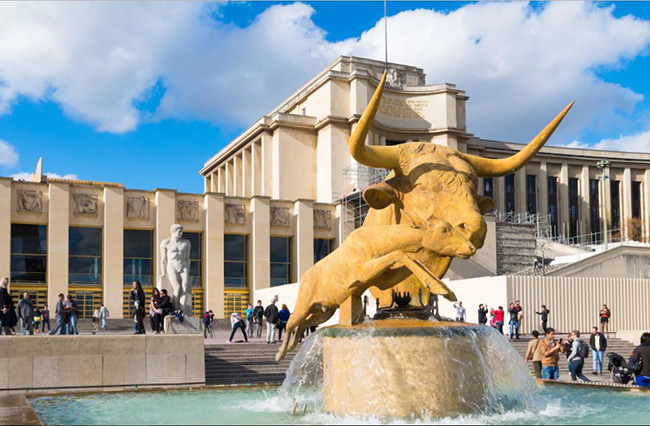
[{"x1": 3, "y1": 56, "x2": 650, "y2": 319}]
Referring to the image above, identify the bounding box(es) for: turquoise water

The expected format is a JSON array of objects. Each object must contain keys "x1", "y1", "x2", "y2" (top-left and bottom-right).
[{"x1": 30, "y1": 386, "x2": 650, "y2": 425}]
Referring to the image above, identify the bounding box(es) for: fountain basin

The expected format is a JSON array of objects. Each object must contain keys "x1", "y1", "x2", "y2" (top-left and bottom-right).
[{"x1": 316, "y1": 319, "x2": 536, "y2": 418}]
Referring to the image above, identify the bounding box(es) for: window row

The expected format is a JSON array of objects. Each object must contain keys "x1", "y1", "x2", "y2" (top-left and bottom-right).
[{"x1": 10, "y1": 225, "x2": 334, "y2": 288}]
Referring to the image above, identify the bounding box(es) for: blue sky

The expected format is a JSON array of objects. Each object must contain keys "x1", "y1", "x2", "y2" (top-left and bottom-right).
[{"x1": 1, "y1": 1, "x2": 650, "y2": 193}]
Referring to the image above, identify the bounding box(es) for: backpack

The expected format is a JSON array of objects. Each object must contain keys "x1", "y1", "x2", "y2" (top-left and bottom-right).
[{"x1": 578, "y1": 340, "x2": 590, "y2": 359}]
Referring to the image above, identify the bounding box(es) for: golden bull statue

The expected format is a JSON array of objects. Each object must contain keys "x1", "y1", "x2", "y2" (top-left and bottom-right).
[{"x1": 276, "y1": 72, "x2": 573, "y2": 362}]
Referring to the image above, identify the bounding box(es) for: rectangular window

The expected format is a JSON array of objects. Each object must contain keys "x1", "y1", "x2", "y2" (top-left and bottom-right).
[
  {"x1": 123, "y1": 229, "x2": 153, "y2": 287},
  {"x1": 314, "y1": 239, "x2": 333, "y2": 264},
  {"x1": 483, "y1": 178, "x2": 494, "y2": 199},
  {"x1": 270, "y1": 236, "x2": 292, "y2": 286},
  {"x1": 505, "y1": 174, "x2": 515, "y2": 214},
  {"x1": 69, "y1": 227, "x2": 102, "y2": 285},
  {"x1": 224, "y1": 234, "x2": 248, "y2": 288},
  {"x1": 526, "y1": 175, "x2": 537, "y2": 214},
  {"x1": 548, "y1": 177, "x2": 558, "y2": 233},
  {"x1": 590, "y1": 179, "x2": 600, "y2": 239},
  {"x1": 569, "y1": 178, "x2": 579, "y2": 238},
  {"x1": 11, "y1": 224, "x2": 47, "y2": 284},
  {"x1": 611, "y1": 180, "x2": 621, "y2": 232},
  {"x1": 632, "y1": 181, "x2": 642, "y2": 219},
  {"x1": 183, "y1": 232, "x2": 202, "y2": 288}
]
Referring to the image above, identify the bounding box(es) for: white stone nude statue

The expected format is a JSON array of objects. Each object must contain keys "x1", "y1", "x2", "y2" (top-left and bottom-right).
[{"x1": 160, "y1": 224, "x2": 192, "y2": 316}]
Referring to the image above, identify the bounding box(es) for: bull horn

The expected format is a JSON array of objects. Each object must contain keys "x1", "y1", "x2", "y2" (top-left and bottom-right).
[
  {"x1": 349, "y1": 72, "x2": 400, "y2": 169},
  {"x1": 465, "y1": 101, "x2": 574, "y2": 177}
]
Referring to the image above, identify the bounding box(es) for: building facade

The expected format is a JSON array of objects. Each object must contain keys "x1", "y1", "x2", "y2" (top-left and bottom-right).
[
  {"x1": 201, "y1": 56, "x2": 650, "y2": 245},
  {"x1": 0, "y1": 176, "x2": 337, "y2": 318}
]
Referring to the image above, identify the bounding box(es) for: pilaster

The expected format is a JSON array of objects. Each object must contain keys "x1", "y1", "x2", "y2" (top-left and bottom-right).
[
  {"x1": 204, "y1": 193, "x2": 225, "y2": 318},
  {"x1": 295, "y1": 199, "x2": 314, "y2": 281},
  {"x1": 48, "y1": 182, "x2": 69, "y2": 309},
  {"x1": 103, "y1": 186, "x2": 124, "y2": 317},
  {"x1": 251, "y1": 197, "x2": 270, "y2": 291}
]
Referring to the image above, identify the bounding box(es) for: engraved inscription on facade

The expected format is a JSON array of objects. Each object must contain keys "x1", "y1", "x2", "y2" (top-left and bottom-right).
[
  {"x1": 16, "y1": 189, "x2": 43, "y2": 213},
  {"x1": 73, "y1": 193, "x2": 98, "y2": 215},
  {"x1": 127, "y1": 196, "x2": 150, "y2": 219},
  {"x1": 270, "y1": 207, "x2": 290, "y2": 227},
  {"x1": 378, "y1": 96, "x2": 430, "y2": 120},
  {"x1": 225, "y1": 204, "x2": 246, "y2": 224},
  {"x1": 314, "y1": 209, "x2": 332, "y2": 229},
  {"x1": 177, "y1": 200, "x2": 199, "y2": 222}
]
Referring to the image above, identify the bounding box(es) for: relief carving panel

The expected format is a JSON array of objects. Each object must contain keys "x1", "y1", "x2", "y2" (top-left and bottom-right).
[
  {"x1": 314, "y1": 209, "x2": 332, "y2": 229},
  {"x1": 177, "y1": 200, "x2": 199, "y2": 222},
  {"x1": 127, "y1": 196, "x2": 151, "y2": 219},
  {"x1": 270, "y1": 207, "x2": 290, "y2": 227},
  {"x1": 225, "y1": 204, "x2": 246, "y2": 224},
  {"x1": 73, "y1": 193, "x2": 98, "y2": 215},
  {"x1": 16, "y1": 189, "x2": 43, "y2": 213}
]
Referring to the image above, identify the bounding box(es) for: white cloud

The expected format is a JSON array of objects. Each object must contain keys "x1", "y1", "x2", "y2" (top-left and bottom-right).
[
  {"x1": 0, "y1": 139, "x2": 18, "y2": 167},
  {"x1": 0, "y1": 2, "x2": 649, "y2": 144},
  {"x1": 567, "y1": 130, "x2": 650, "y2": 153},
  {"x1": 12, "y1": 171, "x2": 78, "y2": 181}
]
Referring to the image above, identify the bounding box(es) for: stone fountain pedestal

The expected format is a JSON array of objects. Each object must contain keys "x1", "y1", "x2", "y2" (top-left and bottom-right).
[{"x1": 321, "y1": 320, "x2": 499, "y2": 418}]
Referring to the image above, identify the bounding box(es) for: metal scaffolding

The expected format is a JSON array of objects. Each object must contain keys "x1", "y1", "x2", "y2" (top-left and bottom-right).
[{"x1": 337, "y1": 165, "x2": 390, "y2": 241}]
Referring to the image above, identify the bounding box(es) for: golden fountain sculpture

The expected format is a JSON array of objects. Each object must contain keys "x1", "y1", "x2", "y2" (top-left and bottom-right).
[{"x1": 276, "y1": 72, "x2": 573, "y2": 418}]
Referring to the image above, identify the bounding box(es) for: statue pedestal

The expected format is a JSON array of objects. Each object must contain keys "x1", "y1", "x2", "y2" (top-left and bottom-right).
[
  {"x1": 321, "y1": 320, "x2": 512, "y2": 418},
  {"x1": 164, "y1": 316, "x2": 203, "y2": 335}
]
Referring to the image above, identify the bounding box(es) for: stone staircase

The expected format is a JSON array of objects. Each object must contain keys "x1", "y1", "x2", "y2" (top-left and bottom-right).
[
  {"x1": 204, "y1": 343, "x2": 298, "y2": 386},
  {"x1": 496, "y1": 222, "x2": 537, "y2": 275},
  {"x1": 510, "y1": 335, "x2": 637, "y2": 381}
]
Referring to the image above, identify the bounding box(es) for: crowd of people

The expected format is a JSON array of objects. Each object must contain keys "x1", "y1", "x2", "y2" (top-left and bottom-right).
[
  {"x1": 472, "y1": 300, "x2": 524, "y2": 339},
  {"x1": 223, "y1": 299, "x2": 298, "y2": 344}
]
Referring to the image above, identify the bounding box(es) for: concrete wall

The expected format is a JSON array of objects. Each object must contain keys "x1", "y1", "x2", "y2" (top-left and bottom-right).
[
  {"x1": 549, "y1": 246, "x2": 650, "y2": 279},
  {"x1": 441, "y1": 276, "x2": 508, "y2": 323},
  {"x1": 0, "y1": 335, "x2": 205, "y2": 391}
]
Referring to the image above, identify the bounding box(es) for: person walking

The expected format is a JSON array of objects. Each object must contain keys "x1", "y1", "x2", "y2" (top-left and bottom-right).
[
  {"x1": 0, "y1": 277, "x2": 16, "y2": 335},
  {"x1": 65, "y1": 295, "x2": 80, "y2": 335},
  {"x1": 539, "y1": 328, "x2": 566, "y2": 380},
  {"x1": 509, "y1": 302, "x2": 522, "y2": 340},
  {"x1": 17, "y1": 292, "x2": 35, "y2": 335},
  {"x1": 49, "y1": 294, "x2": 66, "y2": 335},
  {"x1": 599, "y1": 304, "x2": 611, "y2": 337},
  {"x1": 478, "y1": 304, "x2": 488, "y2": 326},
  {"x1": 536, "y1": 305, "x2": 550, "y2": 333},
  {"x1": 92, "y1": 307, "x2": 101, "y2": 334},
  {"x1": 277, "y1": 304, "x2": 291, "y2": 341},
  {"x1": 491, "y1": 306, "x2": 505, "y2": 334},
  {"x1": 99, "y1": 304, "x2": 109, "y2": 330},
  {"x1": 253, "y1": 300, "x2": 265, "y2": 338},
  {"x1": 264, "y1": 300, "x2": 279, "y2": 344},
  {"x1": 227, "y1": 312, "x2": 248, "y2": 343},
  {"x1": 245, "y1": 304, "x2": 255, "y2": 339},
  {"x1": 41, "y1": 305, "x2": 51, "y2": 333},
  {"x1": 453, "y1": 301, "x2": 466, "y2": 322},
  {"x1": 567, "y1": 330, "x2": 591, "y2": 382},
  {"x1": 589, "y1": 326, "x2": 607, "y2": 376},
  {"x1": 630, "y1": 332, "x2": 650, "y2": 387},
  {"x1": 525, "y1": 330, "x2": 543, "y2": 379}
]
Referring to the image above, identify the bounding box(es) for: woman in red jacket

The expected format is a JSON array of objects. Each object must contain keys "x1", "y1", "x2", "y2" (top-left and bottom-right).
[{"x1": 491, "y1": 306, "x2": 505, "y2": 335}]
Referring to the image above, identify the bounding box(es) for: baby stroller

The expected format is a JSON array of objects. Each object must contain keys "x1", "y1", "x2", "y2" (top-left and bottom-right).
[{"x1": 608, "y1": 353, "x2": 633, "y2": 384}]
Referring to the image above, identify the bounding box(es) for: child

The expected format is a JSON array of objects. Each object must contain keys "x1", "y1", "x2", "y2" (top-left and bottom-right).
[{"x1": 33, "y1": 307, "x2": 42, "y2": 334}]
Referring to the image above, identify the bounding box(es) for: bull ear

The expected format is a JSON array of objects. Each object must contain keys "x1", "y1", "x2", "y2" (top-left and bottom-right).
[
  {"x1": 363, "y1": 182, "x2": 399, "y2": 210},
  {"x1": 477, "y1": 196, "x2": 495, "y2": 214}
]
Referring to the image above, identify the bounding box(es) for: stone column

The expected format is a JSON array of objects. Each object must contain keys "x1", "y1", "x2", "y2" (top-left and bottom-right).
[
  {"x1": 623, "y1": 168, "x2": 632, "y2": 239},
  {"x1": 295, "y1": 199, "x2": 314, "y2": 282},
  {"x1": 234, "y1": 155, "x2": 242, "y2": 197},
  {"x1": 0, "y1": 178, "x2": 11, "y2": 280},
  {"x1": 210, "y1": 172, "x2": 218, "y2": 193},
  {"x1": 251, "y1": 141, "x2": 262, "y2": 196},
  {"x1": 580, "y1": 165, "x2": 591, "y2": 238},
  {"x1": 242, "y1": 150, "x2": 251, "y2": 198},
  {"x1": 641, "y1": 169, "x2": 650, "y2": 242},
  {"x1": 539, "y1": 162, "x2": 548, "y2": 218},
  {"x1": 204, "y1": 193, "x2": 225, "y2": 318},
  {"x1": 217, "y1": 168, "x2": 224, "y2": 193},
  {"x1": 103, "y1": 186, "x2": 124, "y2": 317},
  {"x1": 48, "y1": 182, "x2": 70, "y2": 309},
  {"x1": 494, "y1": 177, "x2": 505, "y2": 213},
  {"x1": 225, "y1": 161, "x2": 234, "y2": 196},
  {"x1": 559, "y1": 163, "x2": 569, "y2": 237},
  {"x1": 154, "y1": 189, "x2": 176, "y2": 291},
  {"x1": 261, "y1": 132, "x2": 273, "y2": 197},
  {"x1": 515, "y1": 167, "x2": 526, "y2": 214},
  {"x1": 251, "y1": 196, "x2": 270, "y2": 291}
]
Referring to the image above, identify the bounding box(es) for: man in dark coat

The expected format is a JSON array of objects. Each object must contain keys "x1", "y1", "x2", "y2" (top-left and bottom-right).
[{"x1": 264, "y1": 300, "x2": 279, "y2": 344}]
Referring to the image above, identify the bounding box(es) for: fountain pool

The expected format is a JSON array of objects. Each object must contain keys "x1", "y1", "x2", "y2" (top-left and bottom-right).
[{"x1": 31, "y1": 385, "x2": 649, "y2": 425}]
